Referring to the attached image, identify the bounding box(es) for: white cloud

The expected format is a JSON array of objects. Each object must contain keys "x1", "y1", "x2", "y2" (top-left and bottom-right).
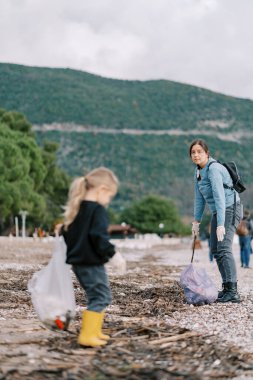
[{"x1": 0, "y1": 0, "x2": 253, "y2": 99}]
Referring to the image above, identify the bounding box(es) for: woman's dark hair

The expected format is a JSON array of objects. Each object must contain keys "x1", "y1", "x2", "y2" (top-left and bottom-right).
[{"x1": 189, "y1": 139, "x2": 209, "y2": 156}]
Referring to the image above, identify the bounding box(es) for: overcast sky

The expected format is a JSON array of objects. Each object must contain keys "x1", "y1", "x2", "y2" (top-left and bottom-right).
[{"x1": 1, "y1": 0, "x2": 253, "y2": 100}]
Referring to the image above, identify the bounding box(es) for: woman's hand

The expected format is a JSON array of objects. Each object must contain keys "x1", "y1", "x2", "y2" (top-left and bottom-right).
[
  {"x1": 192, "y1": 221, "x2": 200, "y2": 237},
  {"x1": 216, "y1": 226, "x2": 225, "y2": 242}
]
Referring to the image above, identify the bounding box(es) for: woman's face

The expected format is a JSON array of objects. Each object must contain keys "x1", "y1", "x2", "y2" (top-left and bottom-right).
[{"x1": 190, "y1": 144, "x2": 209, "y2": 168}]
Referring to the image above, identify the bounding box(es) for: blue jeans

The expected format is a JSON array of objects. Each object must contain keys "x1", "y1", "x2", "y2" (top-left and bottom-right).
[
  {"x1": 207, "y1": 238, "x2": 214, "y2": 262},
  {"x1": 239, "y1": 236, "x2": 251, "y2": 267},
  {"x1": 210, "y1": 203, "x2": 241, "y2": 283},
  {"x1": 72, "y1": 265, "x2": 112, "y2": 312}
]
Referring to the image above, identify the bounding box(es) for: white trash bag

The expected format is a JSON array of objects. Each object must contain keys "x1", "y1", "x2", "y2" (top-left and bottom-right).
[
  {"x1": 106, "y1": 251, "x2": 127, "y2": 276},
  {"x1": 28, "y1": 235, "x2": 76, "y2": 330}
]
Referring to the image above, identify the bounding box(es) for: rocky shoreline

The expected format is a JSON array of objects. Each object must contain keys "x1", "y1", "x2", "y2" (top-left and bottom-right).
[{"x1": 0, "y1": 237, "x2": 252, "y2": 379}]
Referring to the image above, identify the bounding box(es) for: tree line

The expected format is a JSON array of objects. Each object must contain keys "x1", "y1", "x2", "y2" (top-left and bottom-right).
[
  {"x1": 0, "y1": 108, "x2": 69, "y2": 234},
  {"x1": 0, "y1": 108, "x2": 190, "y2": 236}
]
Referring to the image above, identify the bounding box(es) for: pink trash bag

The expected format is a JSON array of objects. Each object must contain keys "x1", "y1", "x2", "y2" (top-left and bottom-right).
[{"x1": 180, "y1": 237, "x2": 218, "y2": 305}]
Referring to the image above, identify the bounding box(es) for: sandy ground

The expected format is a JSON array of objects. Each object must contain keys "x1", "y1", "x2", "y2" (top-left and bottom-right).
[{"x1": 0, "y1": 236, "x2": 253, "y2": 380}]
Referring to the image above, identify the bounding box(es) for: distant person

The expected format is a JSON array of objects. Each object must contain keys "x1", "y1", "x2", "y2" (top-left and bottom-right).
[
  {"x1": 189, "y1": 139, "x2": 241, "y2": 303},
  {"x1": 33, "y1": 227, "x2": 38, "y2": 240},
  {"x1": 237, "y1": 209, "x2": 253, "y2": 268},
  {"x1": 60, "y1": 167, "x2": 120, "y2": 347},
  {"x1": 37, "y1": 227, "x2": 44, "y2": 239}
]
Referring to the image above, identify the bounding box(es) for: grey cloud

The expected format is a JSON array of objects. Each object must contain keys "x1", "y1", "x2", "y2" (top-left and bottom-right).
[{"x1": 0, "y1": 0, "x2": 253, "y2": 99}]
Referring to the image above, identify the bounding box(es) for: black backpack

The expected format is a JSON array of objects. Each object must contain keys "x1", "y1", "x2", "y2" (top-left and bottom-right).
[{"x1": 208, "y1": 161, "x2": 246, "y2": 193}]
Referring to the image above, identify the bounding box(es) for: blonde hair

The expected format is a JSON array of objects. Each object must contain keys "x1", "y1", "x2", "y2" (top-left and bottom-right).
[{"x1": 63, "y1": 167, "x2": 118, "y2": 230}]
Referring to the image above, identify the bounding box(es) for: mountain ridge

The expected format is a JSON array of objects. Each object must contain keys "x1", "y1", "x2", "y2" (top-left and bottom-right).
[
  {"x1": 1, "y1": 62, "x2": 253, "y2": 132},
  {"x1": 1, "y1": 62, "x2": 253, "y2": 214}
]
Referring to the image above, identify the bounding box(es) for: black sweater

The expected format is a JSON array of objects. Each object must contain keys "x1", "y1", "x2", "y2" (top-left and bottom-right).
[{"x1": 62, "y1": 201, "x2": 115, "y2": 265}]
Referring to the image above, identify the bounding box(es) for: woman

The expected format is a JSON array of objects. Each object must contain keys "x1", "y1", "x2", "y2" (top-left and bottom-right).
[{"x1": 190, "y1": 139, "x2": 241, "y2": 303}]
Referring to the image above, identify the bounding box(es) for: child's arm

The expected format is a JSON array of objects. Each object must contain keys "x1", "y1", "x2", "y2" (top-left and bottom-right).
[{"x1": 89, "y1": 206, "x2": 115, "y2": 262}]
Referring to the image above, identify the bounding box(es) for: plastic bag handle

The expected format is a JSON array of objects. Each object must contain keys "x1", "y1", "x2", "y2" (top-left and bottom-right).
[{"x1": 191, "y1": 235, "x2": 197, "y2": 263}]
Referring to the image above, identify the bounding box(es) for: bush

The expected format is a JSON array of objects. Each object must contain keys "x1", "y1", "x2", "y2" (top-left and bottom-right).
[{"x1": 120, "y1": 194, "x2": 190, "y2": 235}]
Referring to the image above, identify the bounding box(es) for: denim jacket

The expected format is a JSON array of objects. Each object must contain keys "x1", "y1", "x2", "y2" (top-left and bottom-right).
[{"x1": 194, "y1": 157, "x2": 240, "y2": 226}]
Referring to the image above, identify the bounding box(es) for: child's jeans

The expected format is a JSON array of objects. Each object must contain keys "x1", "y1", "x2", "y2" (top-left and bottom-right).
[{"x1": 72, "y1": 264, "x2": 112, "y2": 312}]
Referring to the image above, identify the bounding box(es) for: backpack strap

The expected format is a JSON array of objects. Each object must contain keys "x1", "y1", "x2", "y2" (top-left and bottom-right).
[
  {"x1": 207, "y1": 161, "x2": 233, "y2": 190},
  {"x1": 207, "y1": 161, "x2": 236, "y2": 225}
]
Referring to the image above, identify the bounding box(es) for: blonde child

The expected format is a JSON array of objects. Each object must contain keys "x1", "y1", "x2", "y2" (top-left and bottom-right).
[{"x1": 61, "y1": 167, "x2": 119, "y2": 347}]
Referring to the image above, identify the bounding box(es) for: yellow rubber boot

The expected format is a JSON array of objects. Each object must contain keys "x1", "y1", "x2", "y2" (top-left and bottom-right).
[
  {"x1": 97, "y1": 311, "x2": 110, "y2": 341},
  {"x1": 78, "y1": 310, "x2": 107, "y2": 347}
]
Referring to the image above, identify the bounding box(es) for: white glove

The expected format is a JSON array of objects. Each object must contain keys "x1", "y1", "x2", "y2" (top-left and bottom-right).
[
  {"x1": 192, "y1": 222, "x2": 200, "y2": 237},
  {"x1": 216, "y1": 226, "x2": 225, "y2": 242},
  {"x1": 107, "y1": 251, "x2": 127, "y2": 276}
]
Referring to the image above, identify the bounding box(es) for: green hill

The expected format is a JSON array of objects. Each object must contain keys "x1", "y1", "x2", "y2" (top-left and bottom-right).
[
  {"x1": 1, "y1": 63, "x2": 253, "y2": 215},
  {"x1": 1, "y1": 62, "x2": 253, "y2": 131}
]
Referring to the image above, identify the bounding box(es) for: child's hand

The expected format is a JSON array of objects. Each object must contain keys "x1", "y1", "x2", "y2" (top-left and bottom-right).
[
  {"x1": 54, "y1": 223, "x2": 63, "y2": 236},
  {"x1": 108, "y1": 251, "x2": 126, "y2": 275}
]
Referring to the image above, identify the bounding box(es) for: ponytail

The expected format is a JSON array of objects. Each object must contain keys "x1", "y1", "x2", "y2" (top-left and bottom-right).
[
  {"x1": 63, "y1": 167, "x2": 119, "y2": 230},
  {"x1": 63, "y1": 177, "x2": 86, "y2": 230}
]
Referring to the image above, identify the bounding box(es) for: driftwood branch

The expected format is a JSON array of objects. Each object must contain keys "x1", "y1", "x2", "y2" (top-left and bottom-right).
[{"x1": 150, "y1": 331, "x2": 199, "y2": 345}]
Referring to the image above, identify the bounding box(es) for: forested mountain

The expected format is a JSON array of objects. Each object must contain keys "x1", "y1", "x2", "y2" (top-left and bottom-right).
[
  {"x1": 1, "y1": 62, "x2": 253, "y2": 131},
  {"x1": 1, "y1": 63, "x2": 253, "y2": 215}
]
